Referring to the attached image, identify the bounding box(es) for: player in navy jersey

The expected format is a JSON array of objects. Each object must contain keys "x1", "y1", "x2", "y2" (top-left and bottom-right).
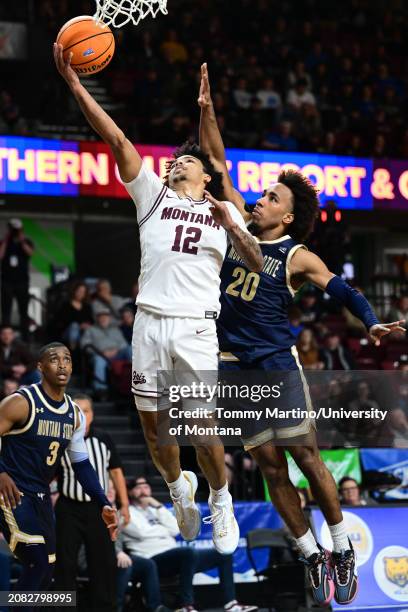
[
  {"x1": 0, "y1": 342, "x2": 117, "y2": 600},
  {"x1": 198, "y1": 64, "x2": 405, "y2": 607}
]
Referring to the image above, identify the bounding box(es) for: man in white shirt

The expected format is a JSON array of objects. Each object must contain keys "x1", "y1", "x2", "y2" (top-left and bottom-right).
[
  {"x1": 54, "y1": 44, "x2": 263, "y2": 556},
  {"x1": 116, "y1": 477, "x2": 258, "y2": 612}
]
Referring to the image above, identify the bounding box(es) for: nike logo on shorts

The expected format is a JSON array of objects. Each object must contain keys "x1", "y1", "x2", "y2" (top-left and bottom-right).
[{"x1": 196, "y1": 329, "x2": 207, "y2": 334}]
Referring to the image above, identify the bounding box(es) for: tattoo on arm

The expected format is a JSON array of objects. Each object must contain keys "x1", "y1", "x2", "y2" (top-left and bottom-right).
[{"x1": 228, "y1": 225, "x2": 263, "y2": 272}]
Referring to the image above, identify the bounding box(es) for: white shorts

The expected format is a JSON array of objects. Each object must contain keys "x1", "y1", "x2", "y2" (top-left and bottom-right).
[{"x1": 132, "y1": 308, "x2": 219, "y2": 411}]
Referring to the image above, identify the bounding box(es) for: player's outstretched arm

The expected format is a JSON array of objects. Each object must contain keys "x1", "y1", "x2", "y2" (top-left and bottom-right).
[
  {"x1": 198, "y1": 63, "x2": 251, "y2": 223},
  {"x1": 53, "y1": 43, "x2": 141, "y2": 183},
  {"x1": 290, "y1": 249, "x2": 405, "y2": 345},
  {"x1": 205, "y1": 190, "x2": 263, "y2": 272},
  {"x1": 0, "y1": 394, "x2": 28, "y2": 508}
]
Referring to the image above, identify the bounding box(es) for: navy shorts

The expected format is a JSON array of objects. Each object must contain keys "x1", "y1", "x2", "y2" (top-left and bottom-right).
[
  {"x1": 219, "y1": 347, "x2": 315, "y2": 449},
  {"x1": 0, "y1": 491, "x2": 55, "y2": 563}
]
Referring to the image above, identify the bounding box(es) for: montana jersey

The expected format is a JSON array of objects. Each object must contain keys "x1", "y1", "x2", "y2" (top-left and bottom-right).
[
  {"x1": 218, "y1": 235, "x2": 306, "y2": 362},
  {"x1": 0, "y1": 384, "x2": 77, "y2": 494},
  {"x1": 124, "y1": 164, "x2": 248, "y2": 318}
]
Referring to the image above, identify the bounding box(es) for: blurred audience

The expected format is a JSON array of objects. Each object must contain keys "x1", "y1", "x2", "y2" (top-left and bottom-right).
[
  {"x1": 80, "y1": 310, "x2": 132, "y2": 395},
  {"x1": 321, "y1": 333, "x2": 355, "y2": 370},
  {"x1": 92, "y1": 279, "x2": 124, "y2": 325},
  {"x1": 116, "y1": 477, "x2": 257, "y2": 612},
  {"x1": 119, "y1": 307, "x2": 135, "y2": 345},
  {"x1": 0, "y1": 219, "x2": 34, "y2": 338},
  {"x1": 296, "y1": 328, "x2": 324, "y2": 370},
  {"x1": 0, "y1": 326, "x2": 39, "y2": 385},
  {"x1": 57, "y1": 280, "x2": 93, "y2": 350}
]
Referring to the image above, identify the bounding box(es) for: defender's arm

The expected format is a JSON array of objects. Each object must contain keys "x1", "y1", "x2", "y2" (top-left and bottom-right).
[
  {"x1": 53, "y1": 43, "x2": 141, "y2": 183},
  {"x1": 290, "y1": 249, "x2": 405, "y2": 345},
  {"x1": 198, "y1": 63, "x2": 251, "y2": 222}
]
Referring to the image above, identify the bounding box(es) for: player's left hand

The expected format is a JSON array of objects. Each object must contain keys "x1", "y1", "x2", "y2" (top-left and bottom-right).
[
  {"x1": 198, "y1": 63, "x2": 212, "y2": 108},
  {"x1": 102, "y1": 505, "x2": 119, "y2": 541},
  {"x1": 204, "y1": 190, "x2": 235, "y2": 231},
  {"x1": 368, "y1": 320, "x2": 406, "y2": 346}
]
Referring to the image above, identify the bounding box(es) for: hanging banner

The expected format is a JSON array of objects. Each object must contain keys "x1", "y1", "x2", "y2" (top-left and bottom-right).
[{"x1": 1, "y1": 135, "x2": 408, "y2": 208}]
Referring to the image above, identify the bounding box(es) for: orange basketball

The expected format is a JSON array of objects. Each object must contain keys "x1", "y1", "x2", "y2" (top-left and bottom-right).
[{"x1": 56, "y1": 15, "x2": 115, "y2": 76}]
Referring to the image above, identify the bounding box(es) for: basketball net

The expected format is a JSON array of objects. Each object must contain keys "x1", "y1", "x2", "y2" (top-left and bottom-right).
[{"x1": 94, "y1": 0, "x2": 168, "y2": 28}]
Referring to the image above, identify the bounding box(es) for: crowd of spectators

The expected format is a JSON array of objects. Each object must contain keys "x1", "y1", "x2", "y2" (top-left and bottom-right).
[{"x1": 3, "y1": 0, "x2": 408, "y2": 160}]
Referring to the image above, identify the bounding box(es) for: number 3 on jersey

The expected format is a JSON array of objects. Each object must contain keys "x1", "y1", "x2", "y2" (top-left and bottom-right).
[
  {"x1": 171, "y1": 225, "x2": 202, "y2": 255},
  {"x1": 226, "y1": 266, "x2": 260, "y2": 302},
  {"x1": 46, "y1": 441, "x2": 60, "y2": 466}
]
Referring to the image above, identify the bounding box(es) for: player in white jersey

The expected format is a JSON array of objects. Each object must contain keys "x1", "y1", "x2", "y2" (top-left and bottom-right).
[{"x1": 54, "y1": 45, "x2": 263, "y2": 555}]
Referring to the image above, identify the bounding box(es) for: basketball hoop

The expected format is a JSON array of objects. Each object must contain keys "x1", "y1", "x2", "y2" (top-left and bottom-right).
[{"x1": 94, "y1": 0, "x2": 168, "y2": 28}]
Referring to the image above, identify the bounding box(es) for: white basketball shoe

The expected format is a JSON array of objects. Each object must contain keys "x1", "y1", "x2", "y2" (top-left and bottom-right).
[
  {"x1": 170, "y1": 470, "x2": 201, "y2": 541},
  {"x1": 203, "y1": 491, "x2": 240, "y2": 555}
]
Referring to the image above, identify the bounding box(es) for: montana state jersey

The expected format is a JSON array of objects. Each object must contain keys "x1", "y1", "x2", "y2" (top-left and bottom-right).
[
  {"x1": 218, "y1": 234, "x2": 306, "y2": 363},
  {"x1": 124, "y1": 163, "x2": 248, "y2": 319},
  {"x1": 0, "y1": 383, "x2": 77, "y2": 494}
]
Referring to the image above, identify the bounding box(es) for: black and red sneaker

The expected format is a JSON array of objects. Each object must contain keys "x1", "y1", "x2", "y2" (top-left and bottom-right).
[
  {"x1": 331, "y1": 539, "x2": 358, "y2": 605},
  {"x1": 300, "y1": 544, "x2": 335, "y2": 607}
]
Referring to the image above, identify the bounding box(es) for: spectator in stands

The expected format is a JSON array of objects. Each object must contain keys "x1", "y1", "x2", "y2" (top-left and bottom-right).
[
  {"x1": 123, "y1": 281, "x2": 139, "y2": 314},
  {"x1": 347, "y1": 381, "x2": 384, "y2": 445},
  {"x1": 299, "y1": 288, "x2": 321, "y2": 324},
  {"x1": 54, "y1": 393, "x2": 129, "y2": 612},
  {"x1": 287, "y1": 60, "x2": 313, "y2": 91},
  {"x1": 288, "y1": 306, "x2": 304, "y2": 338},
  {"x1": 119, "y1": 307, "x2": 134, "y2": 345},
  {"x1": 321, "y1": 332, "x2": 355, "y2": 370},
  {"x1": 57, "y1": 280, "x2": 93, "y2": 350},
  {"x1": 232, "y1": 78, "x2": 252, "y2": 110},
  {"x1": 256, "y1": 77, "x2": 282, "y2": 119},
  {"x1": 0, "y1": 531, "x2": 21, "y2": 612},
  {"x1": 116, "y1": 477, "x2": 257, "y2": 612},
  {"x1": 0, "y1": 325, "x2": 39, "y2": 385},
  {"x1": 262, "y1": 120, "x2": 298, "y2": 151},
  {"x1": 338, "y1": 477, "x2": 367, "y2": 506},
  {"x1": 92, "y1": 279, "x2": 124, "y2": 325},
  {"x1": 387, "y1": 294, "x2": 408, "y2": 338},
  {"x1": 293, "y1": 102, "x2": 322, "y2": 150},
  {"x1": 160, "y1": 29, "x2": 187, "y2": 63},
  {"x1": 80, "y1": 310, "x2": 132, "y2": 396},
  {"x1": 287, "y1": 78, "x2": 316, "y2": 112},
  {"x1": 0, "y1": 219, "x2": 34, "y2": 338},
  {"x1": 386, "y1": 408, "x2": 408, "y2": 448},
  {"x1": 296, "y1": 328, "x2": 324, "y2": 370},
  {"x1": 0, "y1": 377, "x2": 18, "y2": 399}
]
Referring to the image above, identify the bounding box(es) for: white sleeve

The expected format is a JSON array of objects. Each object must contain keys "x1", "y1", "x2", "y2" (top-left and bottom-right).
[
  {"x1": 225, "y1": 201, "x2": 250, "y2": 233},
  {"x1": 67, "y1": 407, "x2": 88, "y2": 463},
  {"x1": 123, "y1": 163, "x2": 166, "y2": 222}
]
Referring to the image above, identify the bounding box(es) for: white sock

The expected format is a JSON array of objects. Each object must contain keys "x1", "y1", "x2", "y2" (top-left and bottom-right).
[
  {"x1": 210, "y1": 481, "x2": 229, "y2": 503},
  {"x1": 295, "y1": 528, "x2": 319, "y2": 558},
  {"x1": 329, "y1": 520, "x2": 350, "y2": 553},
  {"x1": 166, "y1": 471, "x2": 187, "y2": 498}
]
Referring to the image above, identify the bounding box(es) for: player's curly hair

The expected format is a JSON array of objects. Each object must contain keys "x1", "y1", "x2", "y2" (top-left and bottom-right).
[
  {"x1": 278, "y1": 169, "x2": 320, "y2": 242},
  {"x1": 164, "y1": 141, "x2": 224, "y2": 200}
]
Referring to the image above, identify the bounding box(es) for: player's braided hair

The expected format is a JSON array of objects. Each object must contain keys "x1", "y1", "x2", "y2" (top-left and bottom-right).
[
  {"x1": 164, "y1": 141, "x2": 224, "y2": 200},
  {"x1": 278, "y1": 169, "x2": 320, "y2": 242}
]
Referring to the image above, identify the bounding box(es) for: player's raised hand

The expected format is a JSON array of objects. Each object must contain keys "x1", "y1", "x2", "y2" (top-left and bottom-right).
[
  {"x1": 0, "y1": 473, "x2": 21, "y2": 510},
  {"x1": 204, "y1": 190, "x2": 235, "y2": 231},
  {"x1": 198, "y1": 63, "x2": 212, "y2": 108},
  {"x1": 53, "y1": 43, "x2": 80, "y2": 88},
  {"x1": 368, "y1": 320, "x2": 406, "y2": 346},
  {"x1": 102, "y1": 505, "x2": 119, "y2": 541}
]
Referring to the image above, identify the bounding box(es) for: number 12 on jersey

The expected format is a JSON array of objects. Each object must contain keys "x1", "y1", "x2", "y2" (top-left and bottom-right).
[{"x1": 171, "y1": 225, "x2": 202, "y2": 255}]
